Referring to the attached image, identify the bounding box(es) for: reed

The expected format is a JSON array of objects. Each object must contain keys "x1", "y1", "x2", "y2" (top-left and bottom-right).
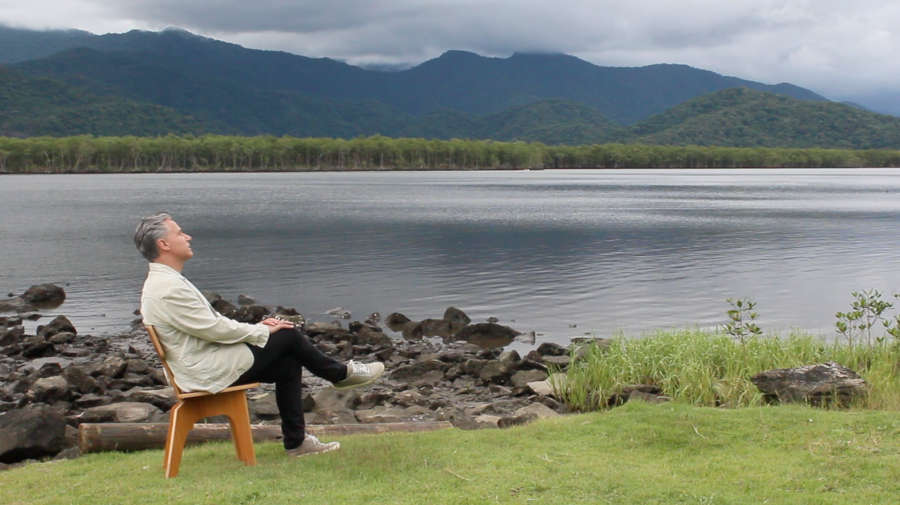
[{"x1": 561, "y1": 330, "x2": 900, "y2": 411}]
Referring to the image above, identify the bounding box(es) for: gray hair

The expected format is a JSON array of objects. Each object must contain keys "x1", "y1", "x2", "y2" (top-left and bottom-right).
[{"x1": 134, "y1": 212, "x2": 172, "y2": 261}]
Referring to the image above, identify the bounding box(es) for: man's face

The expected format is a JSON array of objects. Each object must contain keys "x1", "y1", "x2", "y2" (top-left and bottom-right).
[{"x1": 159, "y1": 219, "x2": 193, "y2": 261}]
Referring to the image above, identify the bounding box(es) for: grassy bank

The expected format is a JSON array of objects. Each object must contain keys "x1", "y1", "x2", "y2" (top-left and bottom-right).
[
  {"x1": 1, "y1": 402, "x2": 897, "y2": 504},
  {"x1": 561, "y1": 330, "x2": 900, "y2": 411}
]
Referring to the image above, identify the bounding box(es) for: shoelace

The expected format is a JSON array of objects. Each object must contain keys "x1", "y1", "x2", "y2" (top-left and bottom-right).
[{"x1": 347, "y1": 360, "x2": 370, "y2": 377}]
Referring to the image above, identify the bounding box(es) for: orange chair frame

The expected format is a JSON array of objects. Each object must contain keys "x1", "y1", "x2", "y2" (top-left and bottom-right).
[{"x1": 145, "y1": 325, "x2": 259, "y2": 478}]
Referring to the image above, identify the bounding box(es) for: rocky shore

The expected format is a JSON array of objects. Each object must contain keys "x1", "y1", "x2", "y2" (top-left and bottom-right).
[{"x1": 0, "y1": 284, "x2": 604, "y2": 468}]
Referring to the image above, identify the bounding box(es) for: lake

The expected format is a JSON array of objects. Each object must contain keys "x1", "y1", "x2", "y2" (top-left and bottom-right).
[{"x1": 2, "y1": 169, "x2": 899, "y2": 348}]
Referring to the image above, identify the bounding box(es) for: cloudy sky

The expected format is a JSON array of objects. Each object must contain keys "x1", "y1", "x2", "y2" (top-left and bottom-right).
[{"x1": 1, "y1": 0, "x2": 897, "y2": 102}]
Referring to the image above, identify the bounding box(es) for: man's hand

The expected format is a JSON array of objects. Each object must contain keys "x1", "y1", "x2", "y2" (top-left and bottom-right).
[{"x1": 261, "y1": 318, "x2": 295, "y2": 333}]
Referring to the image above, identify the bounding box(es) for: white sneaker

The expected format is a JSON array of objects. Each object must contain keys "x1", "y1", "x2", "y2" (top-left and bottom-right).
[
  {"x1": 333, "y1": 360, "x2": 385, "y2": 390},
  {"x1": 286, "y1": 435, "x2": 340, "y2": 457}
]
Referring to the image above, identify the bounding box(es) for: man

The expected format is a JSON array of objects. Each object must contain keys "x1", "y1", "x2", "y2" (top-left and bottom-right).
[{"x1": 135, "y1": 212, "x2": 384, "y2": 456}]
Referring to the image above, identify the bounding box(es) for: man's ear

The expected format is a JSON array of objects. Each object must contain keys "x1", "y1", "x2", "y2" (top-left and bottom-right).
[{"x1": 156, "y1": 238, "x2": 170, "y2": 253}]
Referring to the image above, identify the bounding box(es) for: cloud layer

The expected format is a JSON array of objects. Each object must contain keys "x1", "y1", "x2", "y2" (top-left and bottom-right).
[{"x1": 2, "y1": 0, "x2": 898, "y2": 99}]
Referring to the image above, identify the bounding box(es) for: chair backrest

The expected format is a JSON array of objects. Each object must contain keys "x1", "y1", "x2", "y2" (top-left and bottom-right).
[{"x1": 145, "y1": 325, "x2": 186, "y2": 397}]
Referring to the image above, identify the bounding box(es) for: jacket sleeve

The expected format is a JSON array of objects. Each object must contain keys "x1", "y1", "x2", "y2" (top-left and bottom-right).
[{"x1": 156, "y1": 284, "x2": 269, "y2": 346}]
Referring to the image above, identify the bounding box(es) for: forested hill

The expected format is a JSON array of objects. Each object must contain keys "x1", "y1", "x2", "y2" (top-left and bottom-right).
[
  {"x1": 5, "y1": 25, "x2": 825, "y2": 125},
  {"x1": 631, "y1": 88, "x2": 900, "y2": 149},
  {"x1": 5, "y1": 25, "x2": 900, "y2": 147},
  {"x1": 0, "y1": 67, "x2": 209, "y2": 136}
]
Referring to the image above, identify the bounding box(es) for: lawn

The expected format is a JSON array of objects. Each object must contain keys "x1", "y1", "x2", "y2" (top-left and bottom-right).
[{"x1": 1, "y1": 401, "x2": 897, "y2": 505}]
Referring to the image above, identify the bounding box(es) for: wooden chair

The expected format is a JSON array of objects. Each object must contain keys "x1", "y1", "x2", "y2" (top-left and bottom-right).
[{"x1": 145, "y1": 325, "x2": 259, "y2": 478}]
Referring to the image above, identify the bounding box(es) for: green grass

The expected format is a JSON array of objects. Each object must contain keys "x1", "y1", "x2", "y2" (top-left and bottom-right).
[
  {"x1": 1, "y1": 402, "x2": 898, "y2": 504},
  {"x1": 562, "y1": 330, "x2": 900, "y2": 411}
]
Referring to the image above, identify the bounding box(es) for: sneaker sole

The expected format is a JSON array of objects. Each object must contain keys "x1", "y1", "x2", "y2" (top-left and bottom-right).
[
  {"x1": 333, "y1": 369, "x2": 385, "y2": 390},
  {"x1": 287, "y1": 443, "x2": 340, "y2": 457}
]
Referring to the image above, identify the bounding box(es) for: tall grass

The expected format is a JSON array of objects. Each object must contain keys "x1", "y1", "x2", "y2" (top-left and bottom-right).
[{"x1": 561, "y1": 330, "x2": 900, "y2": 411}]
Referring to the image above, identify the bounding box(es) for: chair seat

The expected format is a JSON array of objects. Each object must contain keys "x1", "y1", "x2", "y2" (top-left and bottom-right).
[{"x1": 177, "y1": 382, "x2": 260, "y2": 399}]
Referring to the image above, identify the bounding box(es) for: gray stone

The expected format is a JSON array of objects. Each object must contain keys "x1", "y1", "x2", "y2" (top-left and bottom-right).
[
  {"x1": 125, "y1": 387, "x2": 176, "y2": 411},
  {"x1": 22, "y1": 284, "x2": 66, "y2": 306},
  {"x1": 473, "y1": 414, "x2": 502, "y2": 428},
  {"x1": 393, "y1": 389, "x2": 426, "y2": 407},
  {"x1": 29, "y1": 375, "x2": 69, "y2": 403},
  {"x1": 478, "y1": 361, "x2": 511, "y2": 384},
  {"x1": 248, "y1": 393, "x2": 280, "y2": 419},
  {"x1": 510, "y1": 369, "x2": 549, "y2": 389},
  {"x1": 0, "y1": 405, "x2": 67, "y2": 463},
  {"x1": 80, "y1": 402, "x2": 164, "y2": 423},
  {"x1": 48, "y1": 332, "x2": 75, "y2": 345},
  {"x1": 390, "y1": 359, "x2": 447, "y2": 381},
  {"x1": 36, "y1": 315, "x2": 76, "y2": 338},
  {"x1": 355, "y1": 407, "x2": 412, "y2": 424},
  {"x1": 455, "y1": 323, "x2": 520, "y2": 348},
  {"x1": 442, "y1": 306, "x2": 471, "y2": 333},
  {"x1": 237, "y1": 294, "x2": 256, "y2": 306},
  {"x1": 751, "y1": 362, "x2": 867, "y2": 406},
  {"x1": 542, "y1": 355, "x2": 571, "y2": 369},
  {"x1": 536, "y1": 342, "x2": 567, "y2": 356},
  {"x1": 0, "y1": 325, "x2": 24, "y2": 346},
  {"x1": 98, "y1": 356, "x2": 127, "y2": 378}
]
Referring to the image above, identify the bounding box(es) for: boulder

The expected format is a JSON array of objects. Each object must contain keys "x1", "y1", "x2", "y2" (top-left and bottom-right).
[
  {"x1": 442, "y1": 307, "x2": 471, "y2": 333},
  {"x1": 498, "y1": 402, "x2": 560, "y2": 428},
  {"x1": 0, "y1": 405, "x2": 67, "y2": 463},
  {"x1": 510, "y1": 369, "x2": 549, "y2": 389},
  {"x1": 48, "y1": 332, "x2": 75, "y2": 345},
  {"x1": 455, "y1": 323, "x2": 520, "y2": 348},
  {"x1": 385, "y1": 312, "x2": 412, "y2": 331},
  {"x1": 22, "y1": 284, "x2": 66, "y2": 307},
  {"x1": 355, "y1": 407, "x2": 413, "y2": 424},
  {"x1": 390, "y1": 359, "x2": 447, "y2": 382},
  {"x1": 237, "y1": 294, "x2": 256, "y2": 306},
  {"x1": 97, "y1": 356, "x2": 127, "y2": 378},
  {"x1": 29, "y1": 375, "x2": 69, "y2": 403},
  {"x1": 234, "y1": 305, "x2": 269, "y2": 323},
  {"x1": 21, "y1": 335, "x2": 54, "y2": 358},
  {"x1": 37, "y1": 315, "x2": 76, "y2": 338},
  {"x1": 80, "y1": 402, "x2": 164, "y2": 423},
  {"x1": 125, "y1": 387, "x2": 176, "y2": 411},
  {"x1": 210, "y1": 298, "x2": 237, "y2": 318},
  {"x1": 248, "y1": 393, "x2": 280, "y2": 420},
  {"x1": 751, "y1": 362, "x2": 867, "y2": 406},
  {"x1": 0, "y1": 297, "x2": 31, "y2": 312},
  {"x1": 536, "y1": 342, "x2": 567, "y2": 356},
  {"x1": 0, "y1": 325, "x2": 24, "y2": 346}
]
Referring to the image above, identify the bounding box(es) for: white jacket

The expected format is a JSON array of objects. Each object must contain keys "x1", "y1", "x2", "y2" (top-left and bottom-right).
[{"x1": 140, "y1": 262, "x2": 269, "y2": 393}]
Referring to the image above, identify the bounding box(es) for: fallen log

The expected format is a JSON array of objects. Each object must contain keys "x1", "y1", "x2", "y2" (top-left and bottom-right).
[{"x1": 79, "y1": 421, "x2": 453, "y2": 453}]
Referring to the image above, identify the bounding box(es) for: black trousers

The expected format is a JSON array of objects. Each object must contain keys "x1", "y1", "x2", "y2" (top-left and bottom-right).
[{"x1": 231, "y1": 328, "x2": 347, "y2": 450}]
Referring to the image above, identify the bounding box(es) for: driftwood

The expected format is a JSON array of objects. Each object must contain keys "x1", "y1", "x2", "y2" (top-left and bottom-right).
[{"x1": 79, "y1": 421, "x2": 453, "y2": 453}]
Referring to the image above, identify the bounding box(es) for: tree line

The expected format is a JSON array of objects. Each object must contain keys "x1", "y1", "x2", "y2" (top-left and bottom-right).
[{"x1": 2, "y1": 135, "x2": 900, "y2": 173}]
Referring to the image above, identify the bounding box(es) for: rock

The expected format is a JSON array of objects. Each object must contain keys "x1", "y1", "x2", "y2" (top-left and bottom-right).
[
  {"x1": 751, "y1": 362, "x2": 867, "y2": 406},
  {"x1": 80, "y1": 402, "x2": 164, "y2": 423},
  {"x1": 0, "y1": 405, "x2": 67, "y2": 463},
  {"x1": 21, "y1": 336, "x2": 54, "y2": 358},
  {"x1": 608, "y1": 384, "x2": 662, "y2": 406},
  {"x1": 393, "y1": 389, "x2": 426, "y2": 407},
  {"x1": 542, "y1": 355, "x2": 571, "y2": 369},
  {"x1": 628, "y1": 391, "x2": 670, "y2": 404},
  {"x1": 22, "y1": 284, "x2": 66, "y2": 307},
  {"x1": 473, "y1": 414, "x2": 502, "y2": 428},
  {"x1": 210, "y1": 298, "x2": 237, "y2": 318},
  {"x1": 237, "y1": 294, "x2": 256, "y2": 306},
  {"x1": 125, "y1": 359, "x2": 149, "y2": 375},
  {"x1": 0, "y1": 297, "x2": 31, "y2": 312},
  {"x1": 0, "y1": 325, "x2": 24, "y2": 346},
  {"x1": 29, "y1": 376, "x2": 69, "y2": 403},
  {"x1": 248, "y1": 393, "x2": 280, "y2": 419},
  {"x1": 48, "y1": 332, "x2": 75, "y2": 345},
  {"x1": 37, "y1": 315, "x2": 76, "y2": 338},
  {"x1": 455, "y1": 323, "x2": 520, "y2": 348},
  {"x1": 409, "y1": 318, "x2": 453, "y2": 339},
  {"x1": 498, "y1": 350, "x2": 521, "y2": 368},
  {"x1": 311, "y1": 388, "x2": 360, "y2": 413},
  {"x1": 536, "y1": 342, "x2": 567, "y2": 356},
  {"x1": 125, "y1": 387, "x2": 176, "y2": 411},
  {"x1": 390, "y1": 359, "x2": 447, "y2": 382},
  {"x1": 356, "y1": 391, "x2": 392, "y2": 410},
  {"x1": 36, "y1": 361, "x2": 63, "y2": 378},
  {"x1": 442, "y1": 307, "x2": 471, "y2": 333},
  {"x1": 510, "y1": 369, "x2": 549, "y2": 389},
  {"x1": 98, "y1": 356, "x2": 127, "y2": 378},
  {"x1": 498, "y1": 403, "x2": 560, "y2": 428},
  {"x1": 385, "y1": 312, "x2": 412, "y2": 331},
  {"x1": 73, "y1": 393, "x2": 109, "y2": 409},
  {"x1": 478, "y1": 361, "x2": 511, "y2": 384},
  {"x1": 355, "y1": 407, "x2": 413, "y2": 424},
  {"x1": 235, "y1": 305, "x2": 269, "y2": 323}
]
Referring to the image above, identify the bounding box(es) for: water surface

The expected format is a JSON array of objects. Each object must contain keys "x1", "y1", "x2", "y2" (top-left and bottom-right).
[{"x1": 2, "y1": 169, "x2": 899, "y2": 348}]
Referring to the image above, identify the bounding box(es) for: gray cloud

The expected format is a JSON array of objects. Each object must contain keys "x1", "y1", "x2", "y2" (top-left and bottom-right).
[{"x1": 2, "y1": 0, "x2": 899, "y2": 100}]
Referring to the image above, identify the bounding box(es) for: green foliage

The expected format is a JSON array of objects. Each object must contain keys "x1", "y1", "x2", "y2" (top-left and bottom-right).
[
  {"x1": 2, "y1": 403, "x2": 899, "y2": 504},
  {"x1": 723, "y1": 297, "x2": 762, "y2": 343},
  {"x1": 3, "y1": 135, "x2": 900, "y2": 173},
  {"x1": 835, "y1": 289, "x2": 897, "y2": 347},
  {"x1": 562, "y1": 330, "x2": 900, "y2": 412},
  {"x1": 632, "y1": 88, "x2": 900, "y2": 149}
]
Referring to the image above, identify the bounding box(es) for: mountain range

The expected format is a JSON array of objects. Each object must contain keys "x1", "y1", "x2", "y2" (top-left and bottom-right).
[{"x1": 2, "y1": 25, "x2": 899, "y2": 148}]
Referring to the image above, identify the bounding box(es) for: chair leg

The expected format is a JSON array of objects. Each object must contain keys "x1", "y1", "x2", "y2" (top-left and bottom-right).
[
  {"x1": 164, "y1": 402, "x2": 200, "y2": 478},
  {"x1": 223, "y1": 391, "x2": 257, "y2": 466}
]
